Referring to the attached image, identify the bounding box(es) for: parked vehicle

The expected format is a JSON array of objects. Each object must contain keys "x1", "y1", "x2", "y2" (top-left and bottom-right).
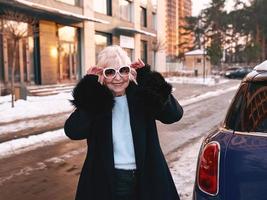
[
  {"x1": 220, "y1": 67, "x2": 240, "y2": 77},
  {"x1": 193, "y1": 61, "x2": 267, "y2": 200},
  {"x1": 224, "y1": 67, "x2": 252, "y2": 79}
]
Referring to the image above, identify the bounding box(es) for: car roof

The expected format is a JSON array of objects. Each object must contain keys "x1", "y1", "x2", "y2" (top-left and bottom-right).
[{"x1": 243, "y1": 61, "x2": 267, "y2": 82}]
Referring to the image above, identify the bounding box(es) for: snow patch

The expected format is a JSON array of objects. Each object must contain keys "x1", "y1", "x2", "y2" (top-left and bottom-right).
[
  {"x1": 0, "y1": 129, "x2": 67, "y2": 159},
  {"x1": 166, "y1": 76, "x2": 228, "y2": 86},
  {"x1": 170, "y1": 138, "x2": 203, "y2": 200},
  {"x1": 0, "y1": 92, "x2": 74, "y2": 123}
]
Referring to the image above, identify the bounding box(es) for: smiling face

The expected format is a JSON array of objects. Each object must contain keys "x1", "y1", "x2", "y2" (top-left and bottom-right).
[
  {"x1": 103, "y1": 65, "x2": 130, "y2": 96},
  {"x1": 97, "y1": 45, "x2": 132, "y2": 97}
]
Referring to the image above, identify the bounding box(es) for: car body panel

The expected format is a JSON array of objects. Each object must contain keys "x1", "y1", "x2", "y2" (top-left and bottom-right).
[
  {"x1": 193, "y1": 128, "x2": 233, "y2": 200},
  {"x1": 225, "y1": 133, "x2": 267, "y2": 200}
]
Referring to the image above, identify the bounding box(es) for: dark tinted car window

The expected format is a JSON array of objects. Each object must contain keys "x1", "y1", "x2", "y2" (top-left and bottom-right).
[
  {"x1": 225, "y1": 84, "x2": 247, "y2": 130},
  {"x1": 225, "y1": 81, "x2": 267, "y2": 133}
]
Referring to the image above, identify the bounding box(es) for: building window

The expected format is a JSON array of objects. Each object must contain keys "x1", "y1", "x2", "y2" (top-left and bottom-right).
[
  {"x1": 58, "y1": 26, "x2": 79, "y2": 81},
  {"x1": 1, "y1": 20, "x2": 35, "y2": 84},
  {"x1": 152, "y1": 12, "x2": 157, "y2": 30},
  {"x1": 140, "y1": 7, "x2": 147, "y2": 27},
  {"x1": 123, "y1": 48, "x2": 134, "y2": 61},
  {"x1": 95, "y1": 32, "x2": 112, "y2": 62},
  {"x1": 56, "y1": 0, "x2": 80, "y2": 6},
  {"x1": 94, "y1": 0, "x2": 112, "y2": 15},
  {"x1": 119, "y1": 0, "x2": 132, "y2": 21},
  {"x1": 151, "y1": 50, "x2": 156, "y2": 70},
  {"x1": 140, "y1": 0, "x2": 147, "y2": 6},
  {"x1": 151, "y1": 0, "x2": 157, "y2": 9},
  {"x1": 197, "y1": 58, "x2": 202, "y2": 63},
  {"x1": 120, "y1": 35, "x2": 134, "y2": 61},
  {"x1": 141, "y1": 40, "x2": 148, "y2": 63}
]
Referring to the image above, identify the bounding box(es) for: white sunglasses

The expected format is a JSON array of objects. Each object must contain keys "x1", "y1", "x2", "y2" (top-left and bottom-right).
[{"x1": 103, "y1": 66, "x2": 131, "y2": 79}]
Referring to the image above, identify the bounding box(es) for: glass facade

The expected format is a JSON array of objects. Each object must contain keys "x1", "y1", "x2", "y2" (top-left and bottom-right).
[
  {"x1": 95, "y1": 32, "x2": 112, "y2": 62},
  {"x1": 58, "y1": 26, "x2": 79, "y2": 81},
  {"x1": 119, "y1": 0, "x2": 132, "y2": 21},
  {"x1": 1, "y1": 20, "x2": 35, "y2": 84}
]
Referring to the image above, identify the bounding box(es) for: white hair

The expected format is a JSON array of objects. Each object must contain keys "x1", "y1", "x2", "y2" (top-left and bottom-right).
[{"x1": 96, "y1": 45, "x2": 131, "y2": 68}]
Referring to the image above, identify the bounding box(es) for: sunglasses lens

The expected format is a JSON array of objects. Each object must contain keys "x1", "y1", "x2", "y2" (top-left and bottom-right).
[
  {"x1": 104, "y1": 68, "x2": 116, "y2": 78},
  {"x1": 119, "y1": 66, "x2": 130, "y2": 76}
]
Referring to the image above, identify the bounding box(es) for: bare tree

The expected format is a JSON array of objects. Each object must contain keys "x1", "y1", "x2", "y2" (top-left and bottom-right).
[
  {"x1": 0, "y1": 10, "x2": 38, "y2": 107},
  {"x1": 152, "y1": 38, "x2": 166, "y2": 52}
]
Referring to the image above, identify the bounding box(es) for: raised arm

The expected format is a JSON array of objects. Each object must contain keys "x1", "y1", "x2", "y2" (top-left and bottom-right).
[
  {"x1": 155, "y1": 95, "x2": 183, "y2": 124},
  {"x1": 136, "y1": 64, "x2": 183, "y2": 123},
  {"x1": 64, "y1": 109, "x2": 92, "y2": 140},
  {"x1": 65, "y1": 74, "x2": 114, "y2": 140}
]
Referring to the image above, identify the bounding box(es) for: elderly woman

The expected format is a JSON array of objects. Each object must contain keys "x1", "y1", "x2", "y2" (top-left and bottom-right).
[{"x1": 64, "y1": 45, "x2": 183, "y2": 200}]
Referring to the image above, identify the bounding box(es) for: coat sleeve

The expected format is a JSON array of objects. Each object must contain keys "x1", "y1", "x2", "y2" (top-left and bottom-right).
[
  {"x1": 136, "y1": 64, "x2": 183, "y2": 123},
  {"x1": 64, "y1": 109, "x2": 92, "y2": 140},
  {"x1": 155, "y1": 94, "x2": 183, "y2": 124},
  {"x1": 64, "y1": 74, "x2": 114, "y2": 140}
]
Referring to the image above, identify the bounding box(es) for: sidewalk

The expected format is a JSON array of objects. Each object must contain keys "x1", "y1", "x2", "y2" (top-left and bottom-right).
[{"x1": 0, "y1": 78, "x2": 240, "y2": 144}]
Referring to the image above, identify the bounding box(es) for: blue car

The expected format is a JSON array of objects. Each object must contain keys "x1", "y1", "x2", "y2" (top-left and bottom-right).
[{"x1": 193, "y1": 61, "x2": 267, "y2": 200}]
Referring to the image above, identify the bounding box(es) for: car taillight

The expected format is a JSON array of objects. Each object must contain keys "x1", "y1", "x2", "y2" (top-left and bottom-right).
[{"x1": 197, "y1": 141, "x2": 220, "y2": 195}]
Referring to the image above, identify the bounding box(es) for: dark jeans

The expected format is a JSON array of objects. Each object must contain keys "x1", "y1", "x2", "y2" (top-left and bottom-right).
[{"x1": 114, "y1": 168, "x2": 138, "y2": 200}]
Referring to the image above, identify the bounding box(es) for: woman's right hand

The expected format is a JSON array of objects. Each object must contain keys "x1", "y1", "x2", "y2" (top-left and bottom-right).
[
  {"x1": 87, "y1": 66, "x2": 104, "y2": 85},
  {"x1": 87, "y1": 66, "x2": 103, "y2": 76}
]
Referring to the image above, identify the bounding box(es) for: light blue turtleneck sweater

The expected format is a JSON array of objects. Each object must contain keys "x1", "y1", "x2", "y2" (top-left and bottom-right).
[{"x1": 112, "y1": 95, "x2": 136, "y2": 170}]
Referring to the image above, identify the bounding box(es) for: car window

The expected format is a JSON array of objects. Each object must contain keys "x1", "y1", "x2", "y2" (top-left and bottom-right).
[
  {"x1": 244, "y1": 82, "x2": 267, "y2": 132},
  {"x1": 225, "y1": 81, "x2": 267, "y2": 133},
  {"x1": 224, "y1": 84, "x2": 247, "y2": 131}
]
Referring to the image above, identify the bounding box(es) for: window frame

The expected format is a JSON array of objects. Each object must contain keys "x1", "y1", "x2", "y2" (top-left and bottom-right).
[
  {"x1": 140, "y1": 6, "x2": 147, "y2": 27},
  {"x1": 93, "y1": 0, "x2": 112, "y2": 16},
  {"x1": 119, "y1": 0, "x2": 132, "y2": 22},
  {"x1": 140, "y1": 40, "x2": 148, "y2": 63}
]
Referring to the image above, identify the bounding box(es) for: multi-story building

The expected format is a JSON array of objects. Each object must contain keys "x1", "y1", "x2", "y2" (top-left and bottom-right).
[
  {"x1": 178, "y1": 0, "x2": 192, "y2": 56},
  {"x1": 0, "y1": 0, "x2": 166, "y2": 94},
  {"x1": 165, "y1": 0, "x2": 178, "y2": 62},
  {"x1": 165, "y1": 0, "x2": 192, "y2": 62}
]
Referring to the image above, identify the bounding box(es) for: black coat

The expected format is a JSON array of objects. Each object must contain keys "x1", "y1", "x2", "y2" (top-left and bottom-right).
[{"x1": 64, "y1": 66, "x2": 183, "y2": 200}]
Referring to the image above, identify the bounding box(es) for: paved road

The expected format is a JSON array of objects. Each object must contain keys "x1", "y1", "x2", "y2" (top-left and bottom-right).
[{"x1": 0, "y1": 85, "x2": 237, "y2": 200}]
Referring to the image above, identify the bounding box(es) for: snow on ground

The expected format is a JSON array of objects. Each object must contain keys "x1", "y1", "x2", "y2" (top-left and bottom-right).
[
  {"x1": 0, "y1": 92, "x2": 74, "y2": 123},
  {"x1": 179, "y1": 85, "x2": 238, "y2": 106},
  {"x1": 170, "y1": 138, "x2": 203, "y2": 200},
  {"x1": 166, "y1": 76, "x2": 228, "y2": 86},
  {"x1": 0, "y1": 129, "x2": 67, "y2": 158}
]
